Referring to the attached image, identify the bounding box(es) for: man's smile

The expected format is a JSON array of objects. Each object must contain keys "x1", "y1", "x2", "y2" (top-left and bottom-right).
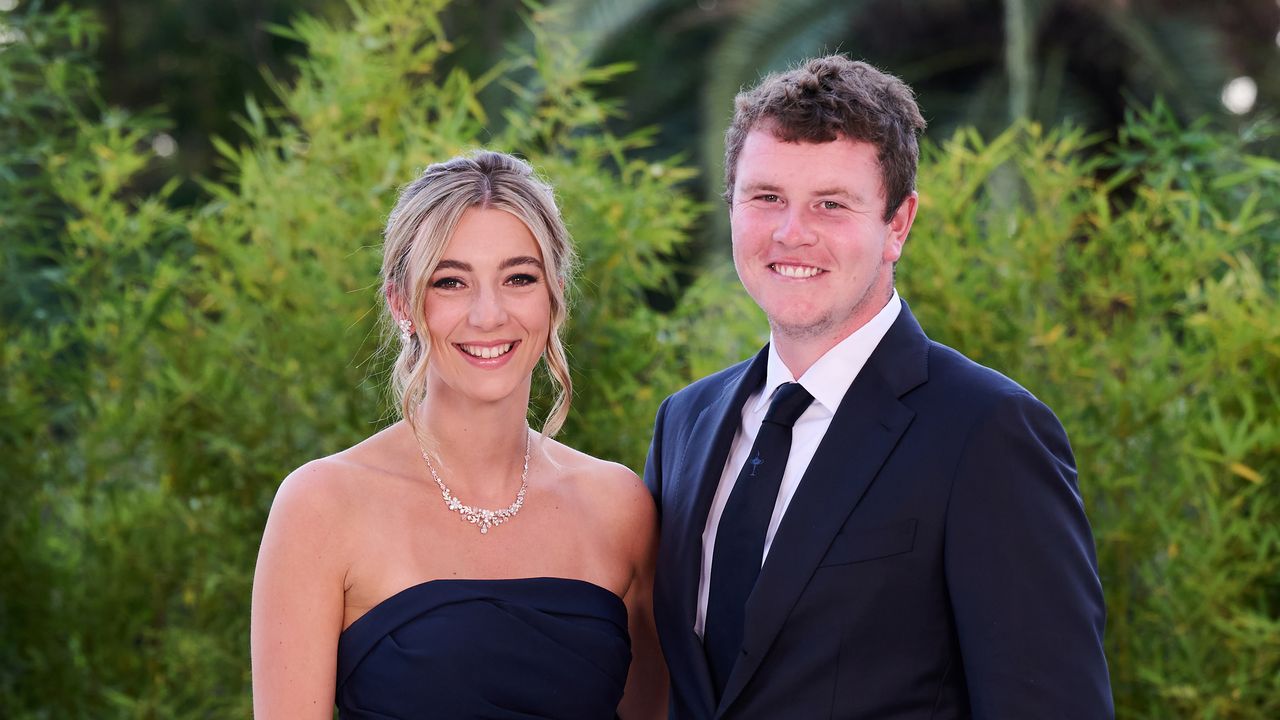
[{"x1": 768, "y1": 263, "x2": 824, "y2": 279}]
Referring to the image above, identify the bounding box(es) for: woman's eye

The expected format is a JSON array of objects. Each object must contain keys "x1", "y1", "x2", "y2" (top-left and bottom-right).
[
  {"x1": 432, "y1": 277, "x2": 464, "y2": 290},
  {"x1": 507, "y1": 273, "x2": 540, "y2": 287}
]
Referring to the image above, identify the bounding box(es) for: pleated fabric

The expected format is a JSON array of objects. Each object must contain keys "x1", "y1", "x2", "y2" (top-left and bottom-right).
[{"x1": 336, "y1": 577, "x2": 630, "y2": 720}]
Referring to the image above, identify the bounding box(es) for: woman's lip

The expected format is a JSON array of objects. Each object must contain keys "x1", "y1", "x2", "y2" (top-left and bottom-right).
[{"x1": 454, "y1": 339, "x2": 520, "y2": 367}]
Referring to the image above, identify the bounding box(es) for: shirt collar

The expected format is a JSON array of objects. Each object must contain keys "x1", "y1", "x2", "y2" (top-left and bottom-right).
[{"x1": 755, "y1": 289, "x2": 903, "y2": 414}]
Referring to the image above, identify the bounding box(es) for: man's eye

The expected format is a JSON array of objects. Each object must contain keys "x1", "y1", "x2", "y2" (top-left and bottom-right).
[
  {"x1": 759, "y1": 194, "x2": 781, "y2": 203},
  {"x1": 822, "y1": 200, "x2": 844, "y2": 210},
  {"x1": 432, "y1": 277, "x2": 464, "y2": 289}
]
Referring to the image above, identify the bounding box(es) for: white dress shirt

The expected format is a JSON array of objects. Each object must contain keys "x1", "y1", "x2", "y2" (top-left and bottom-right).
[{"x1": 694, "y1": 291, "x2": 903, "y2": 636}]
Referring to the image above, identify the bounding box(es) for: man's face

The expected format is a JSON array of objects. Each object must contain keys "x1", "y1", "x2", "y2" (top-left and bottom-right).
[{"x1": 729, "y1": 129, "x2": 917, "y2": 348}]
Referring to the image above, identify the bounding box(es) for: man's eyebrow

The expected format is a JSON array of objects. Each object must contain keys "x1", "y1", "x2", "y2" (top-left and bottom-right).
[
  {"x1": 737, "y1": 183, "x2": 868, "y2": 202},
  {"x1": 813, "y1": 187, "x2": 857, "y2": 199},
  {"x1": 500, "y1": 256, "x2": 544, "y2": 270},
  {"x1": 737, "y1": 181, "x2": 782, "y2": 194}
]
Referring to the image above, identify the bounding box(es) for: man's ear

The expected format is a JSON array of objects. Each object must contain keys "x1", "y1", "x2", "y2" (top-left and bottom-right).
[{"x1": 884, "y1": 191, "x2": 918, "y2": 263}]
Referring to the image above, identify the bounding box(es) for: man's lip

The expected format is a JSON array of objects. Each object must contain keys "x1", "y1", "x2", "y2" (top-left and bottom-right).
[{"x1": 767, "y1": 261, "x2": 826, "y2": 278}]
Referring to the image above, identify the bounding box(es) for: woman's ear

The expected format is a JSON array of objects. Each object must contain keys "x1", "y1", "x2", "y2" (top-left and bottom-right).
[{"x1": 385, "y1": 282, "x2": 409, "y2": 324}]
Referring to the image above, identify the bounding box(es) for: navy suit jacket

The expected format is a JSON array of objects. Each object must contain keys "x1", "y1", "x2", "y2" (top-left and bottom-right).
[{"x1": 643, "y1": 302, "x2": 1113, "y2": 719}]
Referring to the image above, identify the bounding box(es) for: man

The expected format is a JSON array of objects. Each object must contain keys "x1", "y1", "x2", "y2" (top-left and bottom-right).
[{"x1": 643, "y1": 55, "x2": 1113, "y2": 718}]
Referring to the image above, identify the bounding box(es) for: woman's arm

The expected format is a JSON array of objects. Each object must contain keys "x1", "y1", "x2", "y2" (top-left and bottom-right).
[
  {"x1": 616, "y1": 472, "x2": 669, "y2": 720},
  {"x1": 251, "y1": 460, "x2": 350, "y2": 720}
]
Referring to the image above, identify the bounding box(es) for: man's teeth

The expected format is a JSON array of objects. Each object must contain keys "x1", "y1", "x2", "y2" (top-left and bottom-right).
[
  {"x1": 460, "y1": 343, "x2": 514, "y2": 359},
  {"x1": 772, "y1": 264, "x2": 821, "y2": 279}
]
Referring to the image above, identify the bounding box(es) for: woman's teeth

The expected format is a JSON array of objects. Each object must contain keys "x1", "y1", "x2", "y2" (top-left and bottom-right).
[{"x1": 459, "y1": 343, "x2": 514, "y2": 359}]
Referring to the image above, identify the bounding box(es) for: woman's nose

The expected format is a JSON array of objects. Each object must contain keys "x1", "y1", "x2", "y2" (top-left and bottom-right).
[{"x1": 468, "y1": 284, "x2": 508, "y2": 330}]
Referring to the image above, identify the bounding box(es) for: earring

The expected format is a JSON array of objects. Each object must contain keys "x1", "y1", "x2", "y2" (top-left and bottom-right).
[{"x1": 398, "y1": 318, "x2": 413, "y2": 345}]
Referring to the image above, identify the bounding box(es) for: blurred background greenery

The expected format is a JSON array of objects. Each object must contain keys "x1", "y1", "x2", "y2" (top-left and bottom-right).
[{"x1": 2, "y1": 0, "x2": 1277, "y2": 717}]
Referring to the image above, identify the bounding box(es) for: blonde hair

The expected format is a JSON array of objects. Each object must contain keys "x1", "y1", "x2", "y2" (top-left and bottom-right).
[{"x1": 381, "y1": 151, "x2": 576, "y2": 438}]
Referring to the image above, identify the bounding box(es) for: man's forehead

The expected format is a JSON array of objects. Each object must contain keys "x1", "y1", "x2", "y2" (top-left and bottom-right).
[
  {"x1": 735, "y1": 134, "x2": 883, "y2": 197},
  {"x1": 742, "y1": 125, "x2": 874, "y2": 152}
]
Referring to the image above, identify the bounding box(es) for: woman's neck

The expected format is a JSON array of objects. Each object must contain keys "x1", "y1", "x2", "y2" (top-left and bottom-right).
[{"x1": 411, "y1": 384, "x2": 533, "y2": 503}]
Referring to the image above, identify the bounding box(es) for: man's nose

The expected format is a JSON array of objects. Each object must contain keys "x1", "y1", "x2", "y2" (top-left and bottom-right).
[{"x1": 773, "y1": 206, "x2": 816, "y2": 246}]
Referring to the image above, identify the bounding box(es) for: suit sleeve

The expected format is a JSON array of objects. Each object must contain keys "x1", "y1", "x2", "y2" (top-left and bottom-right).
[
  {"x1": 643, "y1": 396, "x2": 670, "y2": 520},
  {"x1": 944, "y1": 390, "x2": 1114, "y2": 719}
]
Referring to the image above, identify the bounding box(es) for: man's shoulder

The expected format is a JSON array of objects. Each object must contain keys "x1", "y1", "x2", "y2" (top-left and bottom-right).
[
  {"x1": 661, "y1": 353, "x2": 758, "y2": 412},
  {"x1": 920, "y1": 337, "x2": 1051, "y2": 414}
]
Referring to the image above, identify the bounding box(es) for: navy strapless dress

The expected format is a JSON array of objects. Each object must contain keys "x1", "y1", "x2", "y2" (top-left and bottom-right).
[{"x1": 336, "y1": 577, "x2": 631, "y2": 719}]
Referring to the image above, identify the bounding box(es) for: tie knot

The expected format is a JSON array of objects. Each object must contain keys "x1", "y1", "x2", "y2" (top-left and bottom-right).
[{"x1": 763, "y1": 382, "x2": 813, "y2": 428}]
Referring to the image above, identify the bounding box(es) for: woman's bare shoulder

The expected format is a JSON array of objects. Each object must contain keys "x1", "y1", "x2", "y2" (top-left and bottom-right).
[
  {"x1": 272, "y1": 456, "x2": 357, "y2": 511},
  {"x1": 268, "y1": 424, "x2": 411, "y2": 527},
  {"x1": 544, "y1": 439, "x2": 641, "y2": 486},
  {"x1": 543, "y1": 440, "x2": 655, "y2": 532}
]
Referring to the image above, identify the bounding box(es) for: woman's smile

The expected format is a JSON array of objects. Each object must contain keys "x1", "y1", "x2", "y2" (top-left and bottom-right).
[{"x1": 455, "y1": 340, "x2": 520, "y2": 365}]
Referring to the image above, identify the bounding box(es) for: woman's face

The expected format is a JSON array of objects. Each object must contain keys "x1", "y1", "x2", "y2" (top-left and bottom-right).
[{"x1": 421, "y1": 207, "x2": 552, "y2": 407}]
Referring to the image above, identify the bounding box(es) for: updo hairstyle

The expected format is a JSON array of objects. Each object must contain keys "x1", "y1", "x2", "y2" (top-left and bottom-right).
[{"x1": 381, "y1": 150, "x2": 576, "y2": 437}]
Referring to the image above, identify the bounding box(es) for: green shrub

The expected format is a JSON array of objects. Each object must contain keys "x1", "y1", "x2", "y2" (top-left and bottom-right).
[
  {"x1": 906, "y1": 113, "x2": 1279, "y2": 718},
  {"x1": 2, "y1": 1, "x2": 1276, "y2": 718},
  {"x1": 1, "y1": 0, "x2": 758, "y2": 716}
]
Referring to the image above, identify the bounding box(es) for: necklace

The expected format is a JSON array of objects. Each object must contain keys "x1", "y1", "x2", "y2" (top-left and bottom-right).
[{"x1": 419, "y1": 431, "x2": 530, "y2": 534}]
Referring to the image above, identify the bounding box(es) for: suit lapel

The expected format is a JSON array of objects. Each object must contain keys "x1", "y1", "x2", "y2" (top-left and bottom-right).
[
  {"x1": 716, "y1": 304, "x2": 930, "y2": 714},
  {"x1": 662, "y1": 347, "x2": 768, "y2": 716}
]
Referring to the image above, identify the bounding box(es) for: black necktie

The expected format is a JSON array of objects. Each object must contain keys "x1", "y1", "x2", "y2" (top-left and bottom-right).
[{"x1": 704, "y1": 381, "x2": 814, "y2": 697}]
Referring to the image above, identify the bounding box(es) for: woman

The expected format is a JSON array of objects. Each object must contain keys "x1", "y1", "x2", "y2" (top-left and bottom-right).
[{"x1": 251, "y1": 151, "x2": 667, "y2": 719}]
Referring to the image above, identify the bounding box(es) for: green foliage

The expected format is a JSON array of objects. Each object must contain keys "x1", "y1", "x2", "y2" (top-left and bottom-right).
[
  {"x1": 2, "y1": 1, "x2": 1276, "y2": 718},
  {"x1": 907, "y1": 110, "x2": 1279, "y2": 718},
  {"x1": 1, "y1": 1, "x2": 757, "y2": 716}
]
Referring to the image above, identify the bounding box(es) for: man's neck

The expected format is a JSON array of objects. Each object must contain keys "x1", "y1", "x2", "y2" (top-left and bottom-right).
[
  {"x1": 773, "y1": 339, "x2": 837, "y2": 380},
  {"x1": 772, "y1": 290, "x2": 899, "y2": 378}
]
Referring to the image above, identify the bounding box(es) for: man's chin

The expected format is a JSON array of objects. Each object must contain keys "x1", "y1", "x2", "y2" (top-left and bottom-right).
[{"x1": 768, "y1": 315, "x2": 837, "y2": 343}]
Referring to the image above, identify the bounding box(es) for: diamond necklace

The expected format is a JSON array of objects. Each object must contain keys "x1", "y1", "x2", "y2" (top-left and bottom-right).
[{"x1": 419, "y1": 431, "x2": 530, "y2": 535}]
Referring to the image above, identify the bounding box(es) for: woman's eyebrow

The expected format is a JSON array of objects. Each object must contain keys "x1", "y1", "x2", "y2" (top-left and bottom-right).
[
  {"x1": 500, "y1": 256, "x2": 544, "y2": 270},
  {"x1": 433, "y1": 256, "x2": 543, "y2": 272},
  {"x1": 434, "y1": 258, "x2": 471, "y2": 272}
]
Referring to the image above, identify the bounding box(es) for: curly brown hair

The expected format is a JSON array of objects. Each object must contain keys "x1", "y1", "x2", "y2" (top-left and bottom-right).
[{"x1": 723, "y1": 55, "x2": 926, "y2": 222}]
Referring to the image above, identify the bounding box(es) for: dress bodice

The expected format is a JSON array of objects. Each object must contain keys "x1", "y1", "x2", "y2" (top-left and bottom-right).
[{"x1": 336, "y1": 577, "x2": 631, "y2": 719}]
